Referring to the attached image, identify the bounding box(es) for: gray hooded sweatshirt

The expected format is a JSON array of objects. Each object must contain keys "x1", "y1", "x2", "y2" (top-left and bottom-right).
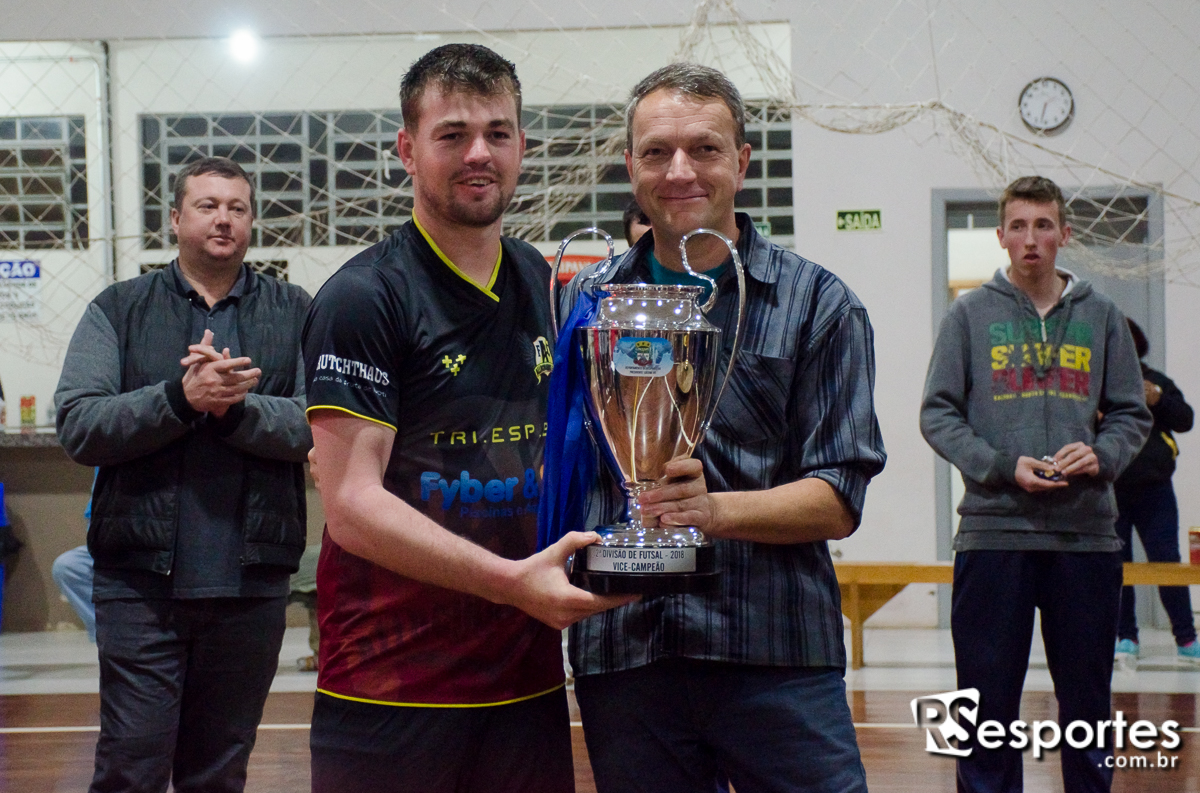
[{"x1": 920, "y1": 268, "x2": 1151, "y2": 551}]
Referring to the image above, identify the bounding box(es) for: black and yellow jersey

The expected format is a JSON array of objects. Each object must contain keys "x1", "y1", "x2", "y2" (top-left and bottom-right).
[{"x1": 301, "y1": 219, "x2": 560, "y2": 706}]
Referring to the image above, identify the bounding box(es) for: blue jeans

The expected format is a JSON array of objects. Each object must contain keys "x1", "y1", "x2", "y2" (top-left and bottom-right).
[
  {"x1": 1114, "y1": 481, "x2": 1197, "y2": 645},
  {"x1": 52, "y1": 544, "x2": 95, "y2": 641},
  {"x1": 952, "y1": 550, "x2": 1122, "y2": 793},
  {"x1": 90, "y1": 597, "x2": 286, "y2": 793},
  {"x1": 575, "y1": 658, "x2": 867, "y2": 793}
]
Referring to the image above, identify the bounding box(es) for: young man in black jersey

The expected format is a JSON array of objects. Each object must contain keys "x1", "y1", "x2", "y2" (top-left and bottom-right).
[{"x1": 302, "y1": 44, "x2": 706, "y2": 793}]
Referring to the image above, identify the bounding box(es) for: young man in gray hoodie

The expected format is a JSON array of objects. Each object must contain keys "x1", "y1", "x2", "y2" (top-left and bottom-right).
[{"x1": 921, "y1": 176, "x2": 1151, "y2": 793}]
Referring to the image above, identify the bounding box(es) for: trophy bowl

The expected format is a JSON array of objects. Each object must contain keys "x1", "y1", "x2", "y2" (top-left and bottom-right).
[{"x1": 551, "y1": 228, "x2": 746, "y2": 595}]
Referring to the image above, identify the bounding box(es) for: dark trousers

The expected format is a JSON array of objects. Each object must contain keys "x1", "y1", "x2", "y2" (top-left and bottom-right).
[
  {"x1": 1114, "y1": 482, "x2": 1197, "y2": 645},
  {"x1": 575, "y1": 658, "x2": 867, "y2": 793},
  {"x1": 89, "y1": 597, "x2": 287, "y2": 793},
  {"x1": 952, "y1": 550, "x2": 1122, "y2": 793},
  {"x1": 310, "y1": 687, "x2": 574, "y2": 793}
]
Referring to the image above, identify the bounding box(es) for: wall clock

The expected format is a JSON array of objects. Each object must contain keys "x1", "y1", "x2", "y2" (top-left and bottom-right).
[{"x1": 1019, "y1": 77, "x2": 1074, "y2": 134}]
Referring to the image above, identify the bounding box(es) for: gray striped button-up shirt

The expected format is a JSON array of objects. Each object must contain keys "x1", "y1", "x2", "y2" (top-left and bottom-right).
[{"x1": 566, "y1": 215, "x2": 887, "y2": 676}]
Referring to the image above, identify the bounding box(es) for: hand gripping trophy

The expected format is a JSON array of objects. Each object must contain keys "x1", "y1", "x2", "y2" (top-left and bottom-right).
[{"x1": 548, "y1": 227, "x2": 745, "y2": 594}]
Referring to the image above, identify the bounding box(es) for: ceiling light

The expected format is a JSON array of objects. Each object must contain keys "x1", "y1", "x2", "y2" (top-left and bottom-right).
[{"x1": 229, "y1": 29, "x2": 259, "y2": 63}]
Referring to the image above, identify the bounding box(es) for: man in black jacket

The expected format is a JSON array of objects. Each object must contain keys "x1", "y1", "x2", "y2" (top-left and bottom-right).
[
  {"x1": 56, "y1": 157, "x2": 312, "y2": 793},
  {"x1": 1113, "y1": 318, "x2": 1198, "y2": 668}
]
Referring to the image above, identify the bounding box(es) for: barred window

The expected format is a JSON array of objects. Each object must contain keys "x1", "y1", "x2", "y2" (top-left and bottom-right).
[
  {"x1": 0, "y1": 116, "x2": 89, "y2": 250},
  {"x1": 513, "y1": 104, "x2": 629, "y2": 242},
  {"x1": 516, "y1": 103, "x2": 795, "y2": 243},
  {"x1": 141, "y1": 112, "x2": 406, "y2": 249},
  {"x1": 947, "y1": 196, "x2": 1150, "y2": 245},
  {"x1": 140, "y1": 103, "x2": 794, "y2": 248}
]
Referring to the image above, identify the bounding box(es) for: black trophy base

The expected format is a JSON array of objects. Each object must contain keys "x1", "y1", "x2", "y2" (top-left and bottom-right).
[{"x1": 570, "y1": 543, "x2": 718, "y2": 595}]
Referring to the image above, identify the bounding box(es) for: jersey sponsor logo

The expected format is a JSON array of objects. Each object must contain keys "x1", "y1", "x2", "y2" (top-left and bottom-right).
[
  {"x1": 532, "y1": 336, "x2": 553, "y2": 383},
  {"x1": 419, "y1": 468, "x2": 539, "y2": 509},
  {"x1": 315, "y1": 353, "x2": 391, "y2": 386},
  {"x1": 442, "y1": 353, "x2": 467, "y2": 376},
  {"x1": 429, "y1": 423, "x2": 547, "y2": 446}
]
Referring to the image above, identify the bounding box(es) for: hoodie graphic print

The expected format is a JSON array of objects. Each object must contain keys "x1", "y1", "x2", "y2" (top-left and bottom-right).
[
  {"x1": 920, "y1": 268, "x2": 1151, "y2": 550},
  {"x1": 988, "y1": 315, "x2": 1093, "y2": 401}
]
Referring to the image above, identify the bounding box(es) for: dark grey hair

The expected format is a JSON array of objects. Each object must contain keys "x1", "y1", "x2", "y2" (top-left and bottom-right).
[{"x1": 624, "y1": 63, "x2": 746, "y2": 151}]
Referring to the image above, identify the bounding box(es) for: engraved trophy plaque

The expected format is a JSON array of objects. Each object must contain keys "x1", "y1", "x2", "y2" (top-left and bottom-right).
[{"x1": 550, "y1": 228, "x2": 746, "y2": 594}]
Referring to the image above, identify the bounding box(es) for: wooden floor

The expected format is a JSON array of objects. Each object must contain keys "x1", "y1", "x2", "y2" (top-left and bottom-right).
[{"x1": 1, "y1": 691, "x2": 1195, "y2": 792}]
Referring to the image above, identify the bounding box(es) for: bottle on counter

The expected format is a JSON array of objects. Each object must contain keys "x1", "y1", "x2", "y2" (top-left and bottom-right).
[{"x1": 19, "y1": 395, "x2": 35, "y2": 433}]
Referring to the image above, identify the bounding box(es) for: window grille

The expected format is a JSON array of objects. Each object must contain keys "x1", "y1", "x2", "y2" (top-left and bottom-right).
[
  {"x1": 141, "y1": 104, "x2": 794, "y2": 248},
  {"x1": 0, "y1": 116, "x2": 88, "y2": 250}
]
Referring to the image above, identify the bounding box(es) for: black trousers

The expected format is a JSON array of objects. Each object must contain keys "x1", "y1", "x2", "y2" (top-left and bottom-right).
[
  {"x1": 310, "y1": 687, "x2": 575, "y2": 793},
  {"x1": 952, "y1": 550, "x2": 1122, "y2": 793},
  {"x1": 1115, "y1": 481, "x2": 1197, "y2": 644},
  {"x1": 89, "y1": 596, "x2": 287, "y2": 793}
]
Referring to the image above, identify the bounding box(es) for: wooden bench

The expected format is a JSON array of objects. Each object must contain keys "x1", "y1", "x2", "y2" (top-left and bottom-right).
[{"x1": 834, "y1": 561, "x2": 1200, "y2": 670}]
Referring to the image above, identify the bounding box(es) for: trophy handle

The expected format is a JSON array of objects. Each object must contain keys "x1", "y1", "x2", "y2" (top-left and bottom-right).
[
  {"x1": 549, "y1": 227, "x2": 616, "y2": 343},
  {"x1": 679, "y1": 228, "x2": 747, "y2": 449}
]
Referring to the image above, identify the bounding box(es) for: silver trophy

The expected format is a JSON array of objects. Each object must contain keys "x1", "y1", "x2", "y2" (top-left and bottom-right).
[{"x1": 550, "y1": 227, "x2": 745, "y2": 594}]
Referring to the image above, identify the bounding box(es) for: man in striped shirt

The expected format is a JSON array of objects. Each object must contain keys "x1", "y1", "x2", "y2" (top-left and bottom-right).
[{"x1": 565, "y1": 63, "x2": 887, "y2": 793}]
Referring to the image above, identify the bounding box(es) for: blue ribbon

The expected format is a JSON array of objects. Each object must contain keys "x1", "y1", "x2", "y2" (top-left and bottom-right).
[{"x1": 537, "y1": 287, "x2": 604, "y2": 551}]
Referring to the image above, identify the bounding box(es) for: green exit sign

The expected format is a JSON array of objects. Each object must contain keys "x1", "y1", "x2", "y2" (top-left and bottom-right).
[{"x1": 836, "y1": 210, "x2": 882, "y2": 231}]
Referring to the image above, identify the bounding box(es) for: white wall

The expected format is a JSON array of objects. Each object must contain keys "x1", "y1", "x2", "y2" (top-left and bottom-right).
[
  {"x1": 3, "y1": 0, "x2": 781, "y2": 40},
  {"x1": 0, "y1": 21, "x2": 787, "y2": 430},
  {"x1": 107, "y1": 24, "x2": 790, "y2": 288},
  {"x1": 786, "y1": 0, "x2": 1200, "y2": 623},
  {"x1": 803, "y1": 125, "x2": 981, "y2": 583},
  {"x1": 0, "y1": 42, "x2": 109, "y2": 429},
  {"x1": 6, "y1": 1, "x2": 1200, "y2": 625}
]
